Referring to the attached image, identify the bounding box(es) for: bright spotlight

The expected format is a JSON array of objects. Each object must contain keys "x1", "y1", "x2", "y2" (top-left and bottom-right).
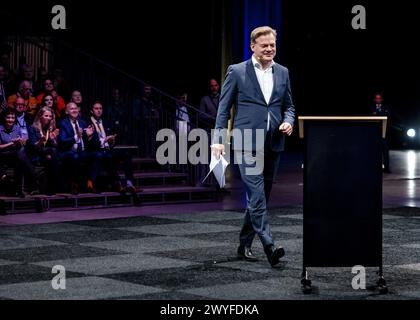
[{"x1": 407, "y1": 129, "x2": 416, "y2": 138}]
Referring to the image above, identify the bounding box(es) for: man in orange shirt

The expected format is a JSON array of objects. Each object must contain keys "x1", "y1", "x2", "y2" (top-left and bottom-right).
[{"x1": 7, "y1": 80, "x2": 38, "y2": 117}]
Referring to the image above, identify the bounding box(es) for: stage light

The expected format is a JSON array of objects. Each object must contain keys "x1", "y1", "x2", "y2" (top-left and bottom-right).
[{"x1": 407, "y1": 128, "x2": 416, "y2": 138}]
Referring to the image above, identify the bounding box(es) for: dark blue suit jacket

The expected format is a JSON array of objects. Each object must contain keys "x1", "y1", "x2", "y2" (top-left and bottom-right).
[
  {"x1": 214, "y1": 59, "x2": 295, "y2": 152},
  {"x1": 88, "y1": 117, "x2": 116, "y2": 150},
  {"x1": 57, "y1": 117, "x2": 100, "y2": 152}
]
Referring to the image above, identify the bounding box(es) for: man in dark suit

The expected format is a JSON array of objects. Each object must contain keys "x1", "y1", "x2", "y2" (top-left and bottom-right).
[
  {"x1": 58, "y1": 102, "x2": 101, "y2": 194},
  {"x1": 212, "y1": 26, "x2": 295, "y2": 267},
  {"x1": 89, "y1": 101, "x2": 137, "y2": 193},
  {"x1": 369, "y1": 93, "x2": 391, "y2": 173},
  {"x1": 199, "y1": 79, "x2": 220, "y2": 129}
]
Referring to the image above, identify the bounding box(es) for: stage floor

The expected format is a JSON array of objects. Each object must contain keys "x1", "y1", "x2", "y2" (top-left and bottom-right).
[
  {"x1": 0, "y1": 149, "x2": 419, "y2": 225},
  {"x1": 0, "y1": 150, "x2": 419, "y2": 299},
  {"x1": 0, "y1": 206, "x2": 419, "y2": 299}
]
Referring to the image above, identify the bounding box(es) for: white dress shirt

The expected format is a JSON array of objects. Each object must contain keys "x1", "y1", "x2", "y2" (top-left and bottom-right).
[
  {"x1": 91, "y1": 117, "x2": 109, "y2": 149},
  {"x1": 70, "y1": 119, "x2": 84, "y2": 151},
  {"x1": 252, "y1": 55, "x2": 274, "y2": 131},
  {"x1": 176, "y1": 104, "x2": 190, "y2": 136},
  {"x1": 16, "y1": 114, "x2": 28, "y2": 139}
]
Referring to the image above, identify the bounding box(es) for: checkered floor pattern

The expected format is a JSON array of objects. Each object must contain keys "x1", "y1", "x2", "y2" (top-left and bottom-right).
[{"x1": 0, "y1": 206, "x2": 419, "y2": 300}]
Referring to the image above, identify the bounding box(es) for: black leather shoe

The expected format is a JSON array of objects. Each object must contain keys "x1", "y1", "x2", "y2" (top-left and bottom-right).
[
  {"x1": 264, "y1": 245, "x2": 285, "y2": 267},
  {"x1": 237, "y1": 245, "x2": 258, "y2": 262}
]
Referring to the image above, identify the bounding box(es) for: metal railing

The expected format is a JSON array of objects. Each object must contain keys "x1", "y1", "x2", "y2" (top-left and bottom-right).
[
  {"x1": 2, "y1": 36, "x2": 54, "y2": 81},
  {"x1": 2, "y1": 35, "x2": 216, "y2": 186}
]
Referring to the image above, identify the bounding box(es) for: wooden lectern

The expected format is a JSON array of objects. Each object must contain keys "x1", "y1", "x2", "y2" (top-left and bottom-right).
[{"x1": 298, "y1": 116, "x2": 388, "y2": 294}]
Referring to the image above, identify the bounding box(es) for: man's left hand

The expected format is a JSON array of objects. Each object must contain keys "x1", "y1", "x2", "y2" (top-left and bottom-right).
[{"x1": 279, "y1": 122, "x2": 293, "y2": 136}]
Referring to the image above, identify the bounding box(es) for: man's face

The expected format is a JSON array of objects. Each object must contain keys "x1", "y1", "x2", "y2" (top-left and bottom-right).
[
  {"x1": 178, "y1": 94, "x2": 187, "y2": 104},
  {"x1": 66, "y1": 103, "x2": 80, "y2": 119},
  {"x1": 15, "y1": 98, "x2": 26, "y2": 113},
  {"x1": 71, "y1": 91, "x2": 82, "y2": 104},
  {"x1": 92, "y1": 103, "x2": 103, "y2": 118},
  {"x1": 251, "y1": 33, "x2": 276, "y2": 64},
  {"x1": 112, "y1": 89, "x2": 120, "y2": 100},
  {"x1": 143, "y1": 86, "x2": 152, "y2": 98},
  {"x1": 374, "y1": 95, "x2": 383, "y2": 105},
  {"x1": 44, "y1": 79, "x2": 54, "y2": 92},
  {"x1": 20, "y1": 82, "x2": 33, "y2": 99},
  {"x1": 209, "y1": 80, "x2": 219, "y2": 94},
  {"x1": 23, "y1": 66, "x2": 34, "y2": 79}
]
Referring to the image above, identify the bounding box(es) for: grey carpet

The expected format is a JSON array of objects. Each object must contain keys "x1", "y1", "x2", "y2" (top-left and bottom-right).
[{"x1": 0, "y1": 206, "x2": 419, "y2": 300}]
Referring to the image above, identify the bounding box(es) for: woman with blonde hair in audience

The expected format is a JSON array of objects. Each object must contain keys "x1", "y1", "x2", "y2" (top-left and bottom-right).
[{"x1": 27, "y1": 107, "x2": 61, "y2": 195}]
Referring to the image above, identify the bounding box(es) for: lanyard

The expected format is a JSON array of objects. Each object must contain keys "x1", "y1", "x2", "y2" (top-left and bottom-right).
[
  {"x1": 40, "y1": 128, "x2": 49, "y2": 146},
  {"x1": 16, "y1": 116, "x2": 26, "y2": 128}
]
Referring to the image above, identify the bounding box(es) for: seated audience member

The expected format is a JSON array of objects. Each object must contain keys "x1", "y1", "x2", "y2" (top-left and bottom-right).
[
  {"x1": 21, "y1": 64, "x2": 36, "y2": 89},
  {"x1": 14, "y1": 96, "x2": 34, "y2": 140},
  {"x1": 105, "y1": 88, "x2": 128, "y2": 142},
  {"x1": 0, "y1": 109, "x2": 38, "y2": 197},
  {"x1": 70, "y1": 90, "x2": 86, "y2": 117},
  {"x1": 34, "y1": 67, "x2": 48, "y2": 94},
  {"x1": 132, "y1": 84, "x2": 159, "y2": 157},
  {"x1": 7, "y1": 80, "x2": 38, "y2": 117},
  {"x1": 36, "y1": 78, "x2": 66, "y2": 114},
  {"x1": 52, "y1": 68, "x2": 72, "y2": 102},
  {"x1": 175, "y1": 91, "x2": 190, "y2": 136},
  {"x1": 57, "y1": 102, "x2": 101, "y2": 194},
  {"x1": 199, "y1": 78, "x2": 220, "y2": 129},
  {"x1": 9, "y1": 64, "x2": 37, "y2": 94},
  {"x1": 41, "y1": 93, "x2": 62, "y2": 120},
  {"x1": 27, "y1": 107, "x2": 61, "y2": 195},
  {"x1": 89, "y1": 101, "x2": 138, "y2": 193}
]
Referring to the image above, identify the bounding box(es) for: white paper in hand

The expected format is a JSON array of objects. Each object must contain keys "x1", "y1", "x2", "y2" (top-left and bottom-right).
[{"x1": 202, "y1": 154, "x2": 229, "y2": 188}]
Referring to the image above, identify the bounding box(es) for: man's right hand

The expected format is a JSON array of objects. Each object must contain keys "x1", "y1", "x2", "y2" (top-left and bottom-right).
[
  {"x1": 85, "y1": 125, "x2": 94, "y2": 137},
  {"x1": 211, "y1": 144, "x2": 225, "y2": 160}
]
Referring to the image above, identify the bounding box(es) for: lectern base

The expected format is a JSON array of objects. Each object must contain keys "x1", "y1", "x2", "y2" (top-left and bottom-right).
[{"x1": 300, "y1": 267, "x2": 389, "y2": 295}]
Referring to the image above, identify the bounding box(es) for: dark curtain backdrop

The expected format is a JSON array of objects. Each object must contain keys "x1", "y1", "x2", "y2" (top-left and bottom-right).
[{"x1": 2, "y1": 1, "x2": 419, "y2": 122}]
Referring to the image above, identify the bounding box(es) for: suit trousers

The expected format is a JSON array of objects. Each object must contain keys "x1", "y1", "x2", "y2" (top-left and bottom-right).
[{"x1": 235, "y1": 133, "x2": 281, "y2": 248}]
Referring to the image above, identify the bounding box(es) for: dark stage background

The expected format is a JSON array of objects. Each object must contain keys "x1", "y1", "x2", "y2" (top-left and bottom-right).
[{"x1": 1, "y1": 1, "x2": 419, "y2": 148}]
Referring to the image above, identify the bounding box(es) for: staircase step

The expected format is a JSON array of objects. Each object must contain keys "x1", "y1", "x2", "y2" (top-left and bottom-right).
[
  {"x1": 141, "y1": 185, "x2": 213, "y2": 194},
  {"x1": 132, "y1": 157, "x2": 156, "y2": 163},
  {"x1": 131, "y1": 157, "x2": 162, "y2": 170},
  {"x1": 0, "y1": 186, "x2": 218, "y2": 215},
  {"x1": 132, "y1": 172, "x2": 188, "y2": 178},
  {"x1": 119, "y1": 171, "x2": 189, "y2": 186}
]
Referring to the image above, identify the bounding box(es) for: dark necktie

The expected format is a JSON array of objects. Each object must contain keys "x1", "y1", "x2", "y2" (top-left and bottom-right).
[
  {"x1": 97, "y1": 121, "x2": 105, "y2": 137},
  {"x1": 73, "y1": 120, "x2": 83, "y2": 152}
]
